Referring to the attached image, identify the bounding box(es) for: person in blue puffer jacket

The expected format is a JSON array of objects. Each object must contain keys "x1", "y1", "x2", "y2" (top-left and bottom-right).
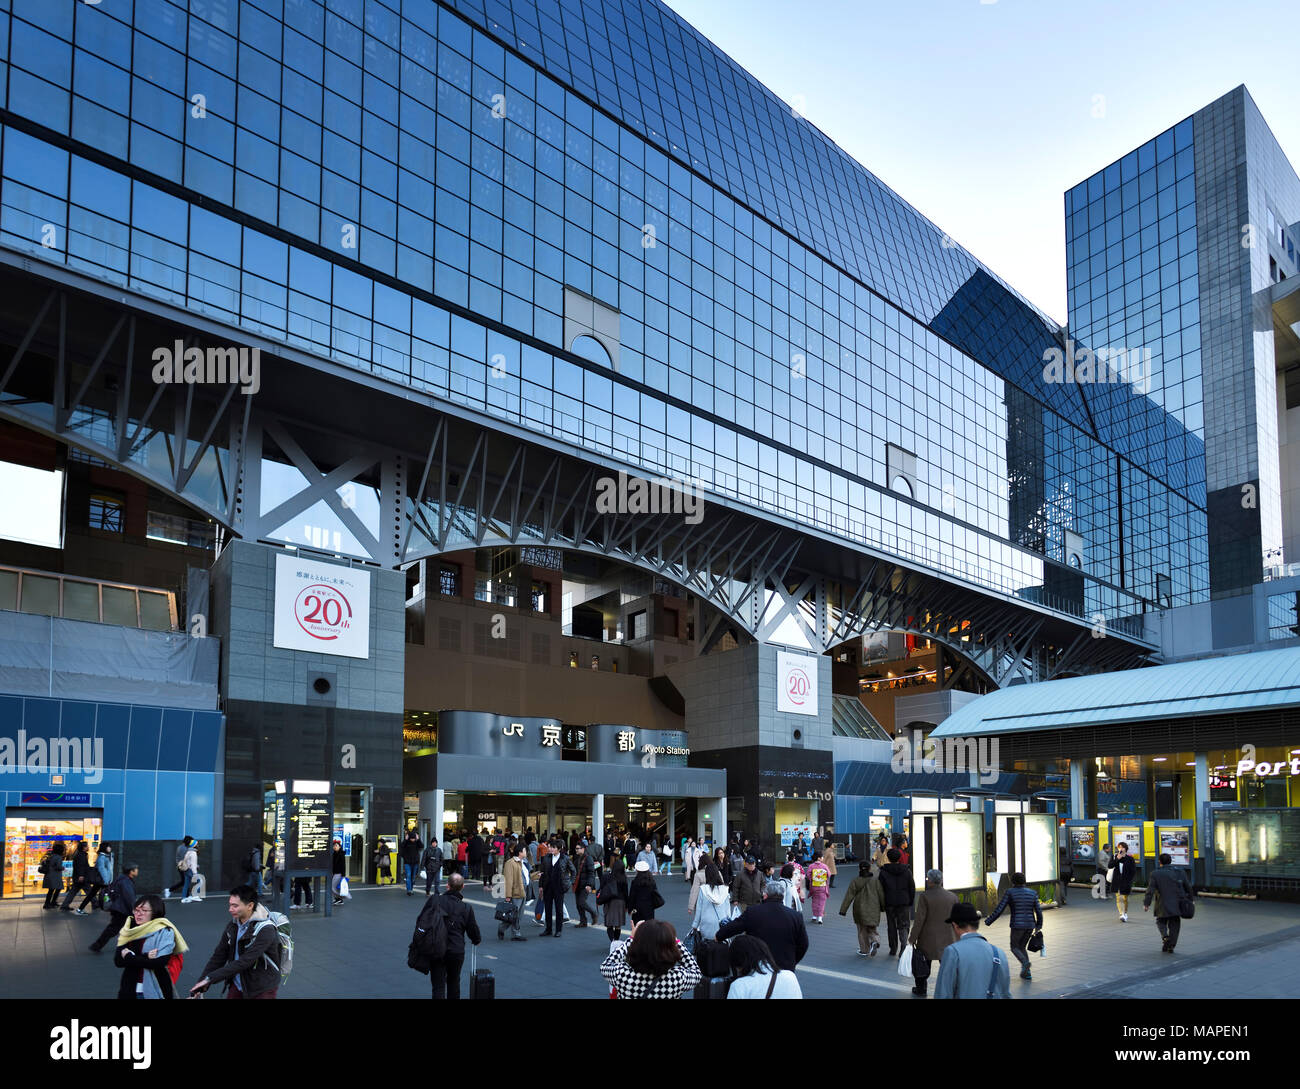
[{"x1": 984, "y1": 872, "x2": 1044, "y2": 981}]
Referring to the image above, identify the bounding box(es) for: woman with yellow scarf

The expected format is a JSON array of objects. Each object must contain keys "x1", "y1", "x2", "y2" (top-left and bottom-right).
[{"x1": 114, "y1": 894, "x2": 189, "y2": 999}]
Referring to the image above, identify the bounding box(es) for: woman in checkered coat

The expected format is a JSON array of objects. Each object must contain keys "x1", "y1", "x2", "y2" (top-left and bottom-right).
[{"x1": 600, "y1": 919, "x2": 702, "y2": 1000}]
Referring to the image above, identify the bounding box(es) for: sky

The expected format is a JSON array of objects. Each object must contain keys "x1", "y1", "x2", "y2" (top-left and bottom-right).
[{"x1": 661, "y1": 0, "x2": 1300, "y2": 324}]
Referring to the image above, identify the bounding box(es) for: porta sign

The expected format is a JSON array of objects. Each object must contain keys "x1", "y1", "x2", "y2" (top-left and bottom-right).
[
  {"x1": 273, "y1": 553, "x2": 371, "y2": 659},
  {"x1": 776, "y1": 650, "x2": 818, "y2": 717}
]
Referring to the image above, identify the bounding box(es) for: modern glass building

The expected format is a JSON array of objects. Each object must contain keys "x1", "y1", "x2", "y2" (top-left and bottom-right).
[{"x1": 0, "y1": 0, "x2": 1294, "y2": 876}]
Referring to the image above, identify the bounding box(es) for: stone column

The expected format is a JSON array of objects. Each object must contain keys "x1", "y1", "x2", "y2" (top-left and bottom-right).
[
  {"x1": 1070, "y1": 759, "x2": 1086, "y2": 819},
  {"x1": 592, "y1": 793, "x2": 605, "y2": 847}
]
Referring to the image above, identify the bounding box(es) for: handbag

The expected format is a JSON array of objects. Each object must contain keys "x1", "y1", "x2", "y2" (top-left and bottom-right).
[
  {"x1": 1177, "y1": 895, "x2": 1195, "y2": 919},
  {"x1": 1026, "y1": 929, "x2": 1044, "y2": 953}
]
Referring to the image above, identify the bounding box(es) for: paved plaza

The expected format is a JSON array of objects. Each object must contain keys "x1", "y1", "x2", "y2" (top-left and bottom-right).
[{"x1": 3, "y1": 874, "x2": 1298, "y2": 1000}]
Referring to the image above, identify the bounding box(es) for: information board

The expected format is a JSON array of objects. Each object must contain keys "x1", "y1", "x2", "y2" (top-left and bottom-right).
[{"x1": 293, "y1": 789, "x2": 333, "y2": 870}]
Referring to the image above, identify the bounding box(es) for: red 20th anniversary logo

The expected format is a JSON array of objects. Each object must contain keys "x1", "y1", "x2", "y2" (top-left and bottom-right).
[{"x1": 294, "y1": 582, "x2": 353, "y2": 641}]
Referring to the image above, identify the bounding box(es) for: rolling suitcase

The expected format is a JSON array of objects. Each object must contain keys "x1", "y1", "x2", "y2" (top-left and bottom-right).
[{"x1": 469, "y1": 944, "x2": 495, "y2": 1000}]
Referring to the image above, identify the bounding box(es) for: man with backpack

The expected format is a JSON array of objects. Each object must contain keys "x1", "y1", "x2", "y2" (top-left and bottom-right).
[
  {"x1": 89, "y1": 863, "x2": 138, "y2": 953},
  {"x1": 190, "y1": 884, "x2": 286, "y2": 999},
  {"x1": 413, "y1": 872, "x2": 481, "y2": 999}
]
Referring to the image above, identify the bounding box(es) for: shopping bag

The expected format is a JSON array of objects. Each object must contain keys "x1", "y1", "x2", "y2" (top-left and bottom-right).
[
  {"x1": 339, "y1": 877, "x2": 350, "y2": 898},
  {"x1": 897, "y1": 945, "x2": 913, "y2": 976}
]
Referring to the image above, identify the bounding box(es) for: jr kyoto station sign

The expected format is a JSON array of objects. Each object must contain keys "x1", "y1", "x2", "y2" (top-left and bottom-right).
[{"x1": 438, "y1": 711, "x2": 689, "y2": 768}]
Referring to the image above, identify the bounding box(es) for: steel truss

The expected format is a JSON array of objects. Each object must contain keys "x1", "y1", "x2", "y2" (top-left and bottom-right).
[{"x1": 0, "y1": 260, "x2": 1155, "y2": 686}]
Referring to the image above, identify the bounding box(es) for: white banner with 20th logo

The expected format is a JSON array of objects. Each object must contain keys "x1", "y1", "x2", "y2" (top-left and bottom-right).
[
  {"x1": 776, "y1": 650, "x2": 818, "y2": 716},
  {"x1": 272, "y1": 553, "x2": 371, "y2": 659}
]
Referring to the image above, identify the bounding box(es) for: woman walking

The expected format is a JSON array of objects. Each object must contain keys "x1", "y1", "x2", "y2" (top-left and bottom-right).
[
  {"x1": 689, "y1": 864, "x2": 732, "y2": 941},
  {"x1": 113, "y1": 894, "x2": 187, "y2": 999},
  {"x1": 627, "y1": 860, "x2": 665, "y2": 923},
  {"x1": 41, "y1": 843, "x2": 66, "y2": 909},
  {"x1": 597, "y1": 857, "x2": 629, "y2": 941},
  {"x1": 725, "y1": 935, "x2": 802, "y2": 999},
  {"x1": 600, "y1": 919, "x2": 701, "y2": 1000},
  {"x1": 807, "y1": 850, "x2": 832, "y2": 923}
]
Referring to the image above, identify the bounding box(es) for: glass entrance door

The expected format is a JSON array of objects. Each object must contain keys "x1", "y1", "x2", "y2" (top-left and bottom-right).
[{"x1": 4, "y1": 814, "x2": 104, "y2": 898}]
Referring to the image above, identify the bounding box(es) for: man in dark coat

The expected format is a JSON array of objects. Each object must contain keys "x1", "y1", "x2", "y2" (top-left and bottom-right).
[
  {"x1": 400, "y1": 830, "x2": 424, "y2": 896},
  {"x1": 60, "y1": 841, "x2": 93, "y2": 912},
  {"x1": 540, "y1": 839, "x2": 575, "y2": 936},
  {"x1": 467, "y1": 831, "x2": 485, "y2": 881},
  {"x1": 1108, "y1": 840, "x2": 1138, "y2": 922},
  {"x1": 89, "y1": 864, "x2": 137, "y2": 953},
  {"x1": 985, "y1": 871, "x2": 1044, "y2": 980},
  {"x1": 191, "y1": 884, "x2": 283, "y2": 999},
  {"x1": 572, "y1": 843, "x2": 598, "y2": 927},
  {"x1": 428, "y1": 873, "x2": 482, "y2": 999},
  {"x1": 717, "y1": 882, "x2": 809, "y2": 972},
  {"x1": 1144, "y1": 853, "x2": 1193, "y2": 952},
  {"x1": 731, "y1": 856, "x2": 765, "y2": 911},
  {"x1": 878, "y1": 848, "x2": 916, "y2": 957},
  {"x1": 907, "y1": 868, "x2": 958, "y2": 996}
]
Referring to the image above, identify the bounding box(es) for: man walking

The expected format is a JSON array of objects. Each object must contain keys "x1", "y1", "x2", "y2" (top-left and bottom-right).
[
  {"x1": 908, "y1": 868, "x2": 958, "y2": 996},
  {"x1": 401, "y1": 830, "x2": 423, "y2": 896},
  {"x1": 1109, "y1": 840, "x2": 1138, "y2": 922},
  {"x1": 167, "y1": 838, "x2": 190, "y2": 899},
  {"x1": 717, "y1": 879, "x2": 809, "y2": 973},
  {"x1": 243, "y1": 843, "x2": 263, "y2": 896},
  {"x1": 190, "y1": 884, "x2": 282, "y2": 999},
  {"x1": 1144, "y1": 853, "x2": 1194, "y2": 953},
  {"x1": 59, "y1": 841, "x2": 93, "y2": 912},
  {"x1": 985, "y1": 872, "x2": 1044, "y2": 981},
  {"x1": 731, "y1": 855, "x2": 765, "y2": 913},
  {"x1": 88, "y1": 863, "x2": 137, "y2": 953},
  {"x1": 838, "y1": 860, "x2": 885, "y2": 957},
  {"x1": 421, "y1": 836, "x2": 444, "y2": 897},
  {"x1": 540, "y1": 838, "x2": 575, "y2": 937},
  {"x1": 573, "y1": 842, "x2": 599, "y2": 927},
  {"x1": 331, "y1": 839, "x2": 353, "y2": 906},
  {"x1": 933, "y1": 903, "x2": 1010, "y2": 999},
  {"x1": 878, "y1": 848, "x2": 915, "y2": 957}
]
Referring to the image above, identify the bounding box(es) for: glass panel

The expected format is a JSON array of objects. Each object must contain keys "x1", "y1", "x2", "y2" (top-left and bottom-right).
[
  {"x1": 0, "y1": 570, "x2": 17, "y2": 611},
  {"x1": 62, "y1": 580, "x2": 100, "y2": 622},
  {"x1": 138, "y1": 591, "x2": 173, "y2": 631},
  {"x1": 101, "y1": 586, "x2": 138, "y2": 626},
  {"x1": 18, "y1": 574, "x2": 59, "y2": 616}
]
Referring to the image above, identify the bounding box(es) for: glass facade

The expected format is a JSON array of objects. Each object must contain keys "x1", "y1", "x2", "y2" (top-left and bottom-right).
[
  {"x1": 0, "y1": 0, "x2": 1209, "y2": 621},
  {"x1": 1066, "y1": 119, "x2": 1209, "y2": 608}
]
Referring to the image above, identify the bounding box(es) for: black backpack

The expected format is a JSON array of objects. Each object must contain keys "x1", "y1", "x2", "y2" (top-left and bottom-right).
[
  {"x1": 407, "y1": 896, "x2": 449, "y2": 974},
  {"x1": 244, "y1": 848, "x2": 261, "y2": 872}
]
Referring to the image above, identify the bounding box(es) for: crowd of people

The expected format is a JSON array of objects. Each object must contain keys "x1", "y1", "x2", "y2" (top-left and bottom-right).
[{"x1": 33, "y1": 823, "x2": 1198, "y2": 1000}]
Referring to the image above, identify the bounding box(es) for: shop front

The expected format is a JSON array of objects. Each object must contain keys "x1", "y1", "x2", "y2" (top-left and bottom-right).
[
  {"x1": 1, "y1": 694, "x2": 224, "y2": 897},
  {"x1": 930, "y1": 645, "x2": 1300, "y2": 893}
]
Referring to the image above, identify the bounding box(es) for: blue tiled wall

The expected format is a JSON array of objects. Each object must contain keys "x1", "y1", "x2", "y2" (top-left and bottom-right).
[{"x1": 0, "y1": 694, "x2": 224, "y2": 841}]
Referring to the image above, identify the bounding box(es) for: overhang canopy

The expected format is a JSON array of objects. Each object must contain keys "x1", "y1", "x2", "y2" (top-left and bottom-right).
[{"x1": 930, "y1": 646, "x2": 1300, "y2": 738}]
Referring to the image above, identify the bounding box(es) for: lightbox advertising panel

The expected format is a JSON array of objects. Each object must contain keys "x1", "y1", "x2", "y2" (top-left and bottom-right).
[
  {"x1": 1023, "y1": 813, "x2": 1058, "y2": 884},
  {"x1": 273, "y1": 553, "x2": 372, "y2": 659}
]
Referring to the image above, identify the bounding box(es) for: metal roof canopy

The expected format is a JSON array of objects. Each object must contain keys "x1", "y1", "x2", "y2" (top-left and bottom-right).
[{"x1": 931, "y1": 645, "x2": 1300, "y2": 742}]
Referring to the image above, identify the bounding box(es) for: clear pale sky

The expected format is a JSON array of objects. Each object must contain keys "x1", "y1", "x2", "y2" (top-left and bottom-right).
[{"x1": 662, "y1": 0, "x2": 1300, "y2": 324}]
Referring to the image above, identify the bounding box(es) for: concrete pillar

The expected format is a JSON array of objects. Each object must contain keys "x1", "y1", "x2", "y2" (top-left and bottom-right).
[
  {"x1": 667, "y1": 801, "x2": 676, "y2": 865},
  {"x1": 1070, "y1": 759, "x2": 1086, "y2": 819},
  {"x1": 592, "y1": 793, "x2": 605, "y2": 847},
  {"x1": 700, "y1": 796, "x2": 726, "y2": 849},
  {"x1": 1194, "y1": 752, "x2": 1211, "y2": 870},
  {"x1": 546, "y1": 797, "x2": 556, "y2": 838}
]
